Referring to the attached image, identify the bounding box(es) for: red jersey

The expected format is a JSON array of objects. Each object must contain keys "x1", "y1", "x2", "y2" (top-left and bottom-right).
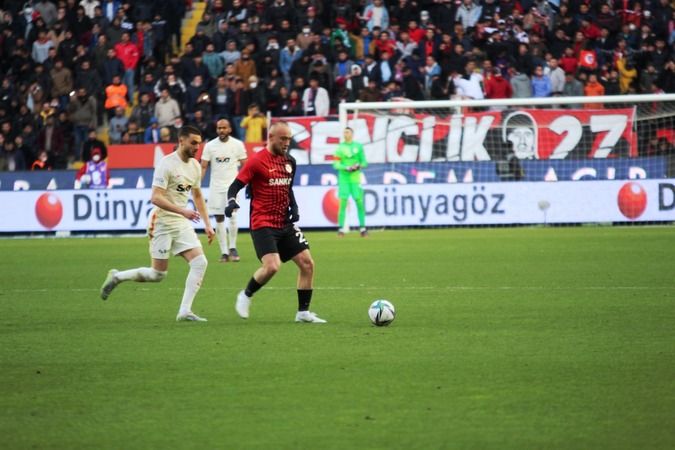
[{"x1": 236, "y1": 148, "x2": 296, "y2": 230}]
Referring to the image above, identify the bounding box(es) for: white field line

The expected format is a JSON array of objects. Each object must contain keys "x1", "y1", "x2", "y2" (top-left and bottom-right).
[{"x1": 4, "y1": 286, "x2": 674, "y2": 293}]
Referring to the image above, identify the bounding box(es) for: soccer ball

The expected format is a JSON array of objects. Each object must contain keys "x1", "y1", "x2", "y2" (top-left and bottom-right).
[{"x1": 368, "y1": 300, "x2": 395, "y2": 326}]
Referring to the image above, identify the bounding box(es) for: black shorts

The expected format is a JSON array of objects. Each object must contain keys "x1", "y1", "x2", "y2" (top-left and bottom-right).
[{"x1": 251, "y1": 224, "x2": 310, "y2": 262}]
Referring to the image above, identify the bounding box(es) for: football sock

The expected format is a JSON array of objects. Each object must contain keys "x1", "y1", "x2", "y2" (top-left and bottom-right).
[
  {"x1": 338, "y1": 198, "x2": 348, "y2": 228},
  {"x1": 215, "y1": 221, "x2": 228, "y2": 254},
  {"x1": 297, "y1": 289, "x2": 313, "y2": 311},
  {"x1": 227, "y1": 214, "x2": 238, "y2": 249},
  {"x1": 115, "y1": 267, "x2": 166, "y2": 282},
  {"x1": 245, "y1": 277, "x2": 263, "y2": 297},
  {"x1": 178, "y1": 255, "x2": 208, "y2": 315},
  {"x1": 355, "y1": 197, "x2": 366, "y2": 228}
]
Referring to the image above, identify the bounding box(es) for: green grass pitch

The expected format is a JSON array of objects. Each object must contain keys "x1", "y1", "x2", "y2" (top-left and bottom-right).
[{"x1": 1, "y1": 227, "x2": 674, "y2": 449}]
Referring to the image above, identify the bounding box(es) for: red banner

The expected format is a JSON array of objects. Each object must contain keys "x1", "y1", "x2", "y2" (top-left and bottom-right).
[{"x1": 277, "y1": 108, "x2": 637, "y2": 164}]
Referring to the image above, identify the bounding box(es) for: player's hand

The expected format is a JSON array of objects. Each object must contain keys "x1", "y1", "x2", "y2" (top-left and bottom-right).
[
  {"x1": 224, "y1": 199, "x2": 240, "y2": 218},
  {"x1": 183, "y1": 209, "x2": 200, "y2": 222},
  {"x1": 288, "y1": 205, "x2": 300, "y2": 223},
  {"x1": 205, "y1": 225, "x2": 216, "y2": 244}
]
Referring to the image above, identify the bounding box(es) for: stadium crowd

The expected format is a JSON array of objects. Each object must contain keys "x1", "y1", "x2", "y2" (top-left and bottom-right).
[{"x1": 0, "y1": 0, "x2": 673, "y2": 171}]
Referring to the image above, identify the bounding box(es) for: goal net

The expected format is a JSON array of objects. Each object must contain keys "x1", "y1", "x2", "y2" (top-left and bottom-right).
[{"x1": 325, "y1": 94, "x2": 675, "y2": 227}]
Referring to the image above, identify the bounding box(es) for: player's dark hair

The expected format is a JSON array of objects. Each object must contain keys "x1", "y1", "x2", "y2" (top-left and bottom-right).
[
  {"x1": 345, "y1": 127, "x2": 353, "y2": 132},
  {"x1": 179, "y1": 125, "x2": 202, "y2": 138}
]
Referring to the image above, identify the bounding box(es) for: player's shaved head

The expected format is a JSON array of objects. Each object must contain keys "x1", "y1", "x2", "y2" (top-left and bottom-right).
[{"x1": 268, "y1": 121, "x2": 292, "y2": 156}]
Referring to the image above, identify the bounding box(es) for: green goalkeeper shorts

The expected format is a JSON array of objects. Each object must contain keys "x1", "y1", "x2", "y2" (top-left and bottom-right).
[{"x1": 338, "y1": 182, "x2": 364, "y2": 200}]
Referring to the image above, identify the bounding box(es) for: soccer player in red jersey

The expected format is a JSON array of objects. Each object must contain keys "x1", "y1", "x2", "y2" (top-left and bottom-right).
[{"x1": 224, "y1": 121, "x2": 326, "y2": 323}]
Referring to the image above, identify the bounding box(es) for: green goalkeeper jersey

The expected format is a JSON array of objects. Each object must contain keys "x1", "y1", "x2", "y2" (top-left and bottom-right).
[{"x1": 333, "y1": 141, "x2": 368, "y2": 183}]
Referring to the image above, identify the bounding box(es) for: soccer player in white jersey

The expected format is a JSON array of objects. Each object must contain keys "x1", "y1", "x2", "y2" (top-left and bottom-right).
[
  {"x1": 201, "y1": 118, "x2": 247, "y2": 262},
  {"x1": 100, "y1": 125, "x2": 216, "y2": 322}
]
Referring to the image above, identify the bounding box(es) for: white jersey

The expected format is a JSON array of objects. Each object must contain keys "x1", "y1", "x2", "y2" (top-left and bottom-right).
[
  {"x1": 151, "y1": 151, "x2": 201, "y2": 225},
  {"x1": 201, "y1": 136, "x2": 247, "y2": 192}
]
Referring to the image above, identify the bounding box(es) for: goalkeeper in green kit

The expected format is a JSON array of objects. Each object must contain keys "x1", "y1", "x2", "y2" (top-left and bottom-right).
[{"x1": 333, "y1": 127, "x2": 368, "y2": 237}]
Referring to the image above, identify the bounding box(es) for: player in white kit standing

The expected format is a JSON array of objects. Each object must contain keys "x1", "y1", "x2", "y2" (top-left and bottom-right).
[
  {"x1": 100, "y1": 125, "x2": 216, "y2": 322},
  {"x1": 201, "y1": 118, "x2": 247, "y2": 262}
]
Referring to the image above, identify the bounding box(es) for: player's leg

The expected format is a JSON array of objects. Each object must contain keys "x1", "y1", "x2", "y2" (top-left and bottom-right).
[
  {"x1": 227, "y1": 210, "x2": 240, "y2": 262},
  {"x1": 235, "y1": 228, "x2": 281, "y2": 319},
  {"x1": 351, "y1": 183, "x2": 368, "y2": 237},
  {"x1": 337, "y1": 181, "x2": 350, "y2": 236},
  {"x1": 100, "y1": 235, "x2": 169, "y2": 300},
  {"x1": 209, "y1": 190, "x2": 230, "y2": 262},
  {"x1": 291, "y1": 249, "x2": 325, "y2": 323},
  {"x1": 277, "y1": 224, "x2": 325, "y2": 323},
  {"x1": 213, "y1": 214, "x2": 230, "y2": 262},
  {"x1": 175, "y1": 248, "x2": 208, "y2": 321},
  {"x1": 174, "y1": 228, "x2": 208, "y2": 322}
]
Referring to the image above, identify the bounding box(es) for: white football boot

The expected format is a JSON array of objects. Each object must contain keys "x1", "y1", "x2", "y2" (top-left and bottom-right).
[
  {"x1": 176, "y1": 312, "x2": 208, "y2": 322},
  {"x1": 294, "y1": 311, "x2": 327, "y2": 323},
  {"x1": 235, "y1": 290, "x2": 251, "y2": 319},
  {"x1": 100, "y1": 269, "x2": 119, "y2": 300}
]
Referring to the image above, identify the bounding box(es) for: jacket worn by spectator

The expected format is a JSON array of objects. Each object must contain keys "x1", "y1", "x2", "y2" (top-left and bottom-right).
[
  {"x1": 67, "y1": 95, "x2": 97, "y2": 129},
  {"x1": 154, "y1": 95, "x2": 181, "y2": 128},
  {"x1": 510, "y1": 73, "x2": 532, "y2": 98}
]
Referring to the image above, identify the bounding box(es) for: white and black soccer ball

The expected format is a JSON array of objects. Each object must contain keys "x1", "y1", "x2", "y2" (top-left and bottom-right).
[{"x1": 368, "y1": 299, "x2": 395, "y2": 326}]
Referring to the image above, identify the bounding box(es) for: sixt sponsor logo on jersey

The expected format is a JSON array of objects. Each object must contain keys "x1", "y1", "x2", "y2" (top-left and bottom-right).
[
  {"x1": 74, "y1": 192, "x2": 154, "y2": 226},
  {"x1": 269, "y1": 178, "x2": 292, "y2": 186},
  {"x1": 363, "y1": 185, "x2": 506, "y2": 223}
]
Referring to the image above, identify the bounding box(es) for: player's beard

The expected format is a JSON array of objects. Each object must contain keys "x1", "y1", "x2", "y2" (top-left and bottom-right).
[{"x1": 271, "y1": 143, "x2": 288, "y2": 156}]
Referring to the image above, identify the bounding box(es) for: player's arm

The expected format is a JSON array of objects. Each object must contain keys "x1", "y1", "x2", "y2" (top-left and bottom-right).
[
  {"x1": 357, "y1": 142, "x2": 367, "y2": 169},
  {"x1": 200, "y1": 159, "x2": 209, "y2": 183},
  {"x1": 191, "y1": 186, "x2": 215, "y2": 243},
  {"x1": 288, "y1": 157, "x2": 300, "y2": 223},
  {"x1": 332, "y1": 146, "x2": 350, "y2": 171},
  {"x1": 151, "y1": 186, "x2": 200, "y2": 221}
]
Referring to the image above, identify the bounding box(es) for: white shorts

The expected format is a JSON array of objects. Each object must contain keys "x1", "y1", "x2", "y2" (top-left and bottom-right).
[
  {"x1": 208, "y1": 191, "x2": 238, "y2": 216},
  {"x1": 148, "y1": 218, "x2": 202, "y2": 260}
]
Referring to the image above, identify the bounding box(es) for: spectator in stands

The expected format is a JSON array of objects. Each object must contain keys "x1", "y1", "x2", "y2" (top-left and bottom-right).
[
  {"x1": 202, "y1": 43, "x2": 224, "y2": 79},
  {"x1": 144, "y1": 117, "x2": 161, "y2": 143},
  {"x1": 37, "y1": 115, "x2": 66, "y2": 169},
  {"x1": 240, "y1": 103, "x2": 266, "y2": 143},
  {"x1": 455, "y1": 0, "x2": 482, "y2": 30},
  {"x1": 234, "y1": 49, "x2": 257, "y2": 84},
  {"x1": 104, "y1": 74, "x2": 128, "y2": 120},
  {"x1": 220, "y1": 40, "x2": 241, "y2": 66},
  {"x1": 154, "y1": 87, "x2": 181, "y2": 128},
  {"x1": 67, "y1": 87, "x2": 97, "y2": 160},
  {"x1": 0, "y1": 137, "x2": 26, "y2": 171},
  {"x1": 128, "y1": 93, "x2": 152, "y2": 130},
  {"x1": 50, "y1": 59, "x2": 74, "y2": 111},
  {"x1": 422, "y1": 55, "x2": 441, "y2": 96},
  {"x1": 546, "y1": 58, "x2": 566, "y2": 94},
  {"x1": 31, "y1": 150, "x2": 52, "y2": 171},
  {"x1": 616, "y1": 56, "x2": 638, "y2": 94},
  {"x1": 280, "y1": 39, "x2": 303, "y2": 89},
  {"x1": 76, "y1": 147, "x2": 109, "y2": 189},
  {"x1": 485, "y1": 68, "x2": 513, "y2": 101},
  {"x1": 302, "y1": 76, "x2": 330, "y2": 116},
  {"x1": 531, "y1": 65, "x2": 552, "y2": 97},
  {"x1": 510, "y1": 68, "x2": 532, "y2": 99},
  {"x1": 346, "y1": 64, "x2": 368, "y2": 102},
  {"x1": 584, "y1": 74, "x2": 605, "y2": 108},
  {"x1": 124, "y1": 121, "x2": 144, "y2": 144},
  {"x1": 81, "y1": 129, "x2": 107, "y2": 162},
  {"x1": 362, "y1": 0, "x2": 390, "y2": 33},
  {"x1": 108, "y1": 106, "x2": 128, "y2": 144}
]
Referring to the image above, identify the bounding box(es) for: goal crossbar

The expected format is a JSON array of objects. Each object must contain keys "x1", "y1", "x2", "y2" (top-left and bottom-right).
[{"x1": 339, "y1": 94, "x2": 675, "y2": 127}]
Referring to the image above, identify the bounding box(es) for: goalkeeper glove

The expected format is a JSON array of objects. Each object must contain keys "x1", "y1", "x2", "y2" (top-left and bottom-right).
[{"x1": 224, "y1": 199, "x2": 240, "y2": 218}]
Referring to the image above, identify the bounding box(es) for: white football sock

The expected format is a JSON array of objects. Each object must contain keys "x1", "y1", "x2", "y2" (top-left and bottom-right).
[
  {"x1": 178, "y1": 255, "x2": 208, "y2": 315},
  {"x1": 115, "y1": 267, "x2": 166, "y2": 282},
  {"x1": 215, "y1": 221, "x2": 228, "y2": 254},
  {"x1": 228, "y1": 213, "x2": 238, "y2": 249}
]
